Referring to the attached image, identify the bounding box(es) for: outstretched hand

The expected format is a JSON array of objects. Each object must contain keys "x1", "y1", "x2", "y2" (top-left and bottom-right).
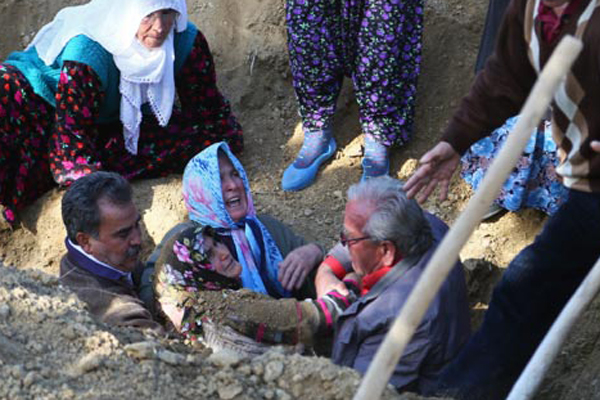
[
  {"x1": 591, "y1": 140, "x2": 600, "y2": 153},
  {"x1": 404, "y1": 141, "x2": 461, "y2": 203}
]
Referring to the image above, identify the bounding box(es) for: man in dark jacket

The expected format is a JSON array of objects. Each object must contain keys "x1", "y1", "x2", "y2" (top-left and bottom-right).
[
  {"x1": 59, "y1": 171, "x2": 162, "y2": 332},
  {"x1": 224, "y1": 177, "x2": 470, "y2": 393},
  {"x1": 318, "y1": 176, "x2": 471, "y2": 393}
]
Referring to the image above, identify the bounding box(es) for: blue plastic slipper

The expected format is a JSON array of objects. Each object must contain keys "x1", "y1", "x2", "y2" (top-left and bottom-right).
[{"x1": 282, "y1": 137, "x2": 337, "y2": 191}]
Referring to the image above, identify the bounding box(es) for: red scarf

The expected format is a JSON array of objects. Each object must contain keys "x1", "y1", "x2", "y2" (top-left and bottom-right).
[
  {"x1": 323, "y1": 253, "x2": 405, "y2": 296},
  {"x1": 361, "y1": 266, "x2": 393, "y2": 296},
  {"x1": 538, "y1": 0, "x2": 582, "y2": 42}
]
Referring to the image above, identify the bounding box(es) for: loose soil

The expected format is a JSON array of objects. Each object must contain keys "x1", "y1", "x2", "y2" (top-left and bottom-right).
[{"x1": 0, "y1": 0, "x2": 598, "y2": 399}]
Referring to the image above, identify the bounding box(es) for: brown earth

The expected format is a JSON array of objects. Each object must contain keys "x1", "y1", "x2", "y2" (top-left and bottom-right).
[{"x1": 0, "y1": 0, "x2": 598, "y2": 399}]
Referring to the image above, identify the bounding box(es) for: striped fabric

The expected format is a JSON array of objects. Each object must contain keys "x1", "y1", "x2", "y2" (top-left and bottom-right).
[{"x1": 526, "y1": 0, "x2": 600, "y2": 191}]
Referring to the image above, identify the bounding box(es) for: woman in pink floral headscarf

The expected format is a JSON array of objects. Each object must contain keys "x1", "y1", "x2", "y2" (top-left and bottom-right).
[
  {"x1": 153, "y1": 224, "x2": 243, "y2": 339},
  {"x1": 154, "y1": 223, "x2": 360, "y2": 347}
]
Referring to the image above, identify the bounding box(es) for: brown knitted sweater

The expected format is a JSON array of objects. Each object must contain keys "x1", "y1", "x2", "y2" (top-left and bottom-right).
[{"x1": 442, "y1": 0, "x2": 600, "y2": 192}]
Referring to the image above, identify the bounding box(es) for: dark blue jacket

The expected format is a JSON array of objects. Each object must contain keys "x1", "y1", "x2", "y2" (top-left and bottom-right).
[{"x1": 331, "y1": 214, "x2": 471, "y2": 393}]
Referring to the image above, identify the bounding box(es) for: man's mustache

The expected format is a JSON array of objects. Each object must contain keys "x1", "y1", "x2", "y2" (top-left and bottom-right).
[{"x1": 127, "y1": 245, "x2": 141, "y2": 259}]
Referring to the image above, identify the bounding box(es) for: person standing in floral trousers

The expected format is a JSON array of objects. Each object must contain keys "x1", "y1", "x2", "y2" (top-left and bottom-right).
[{"x1": 281, "y1": 0, "x2": 424, "y2": 191}]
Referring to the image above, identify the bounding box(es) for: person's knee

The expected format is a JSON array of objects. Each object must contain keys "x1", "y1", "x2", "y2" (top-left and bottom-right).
[{"x1": 498, "y1": 249, "x2": 539, "y2": 289}]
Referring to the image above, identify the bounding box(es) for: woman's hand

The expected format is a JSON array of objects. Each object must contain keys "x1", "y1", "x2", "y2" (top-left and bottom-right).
[
  {"x1": 278, "y1": 243, "x2": 323, "y2": 291},
  {"x1": 404, "y1": 141, "x2": 461, "y2": 203},
  {"x1": 591, "y1": 140, "x2": 600, "y2": 153}
]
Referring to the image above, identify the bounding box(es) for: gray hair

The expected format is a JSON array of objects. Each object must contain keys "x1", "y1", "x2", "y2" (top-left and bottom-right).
[
  {"x1": 347, "y1": 176, "x2": 433, "y2": 257},
  {"x1": 61, "y1": 171, "x2": 133, "y2": 243}
]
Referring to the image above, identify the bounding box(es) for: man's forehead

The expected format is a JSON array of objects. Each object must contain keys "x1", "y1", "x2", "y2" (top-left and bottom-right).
[
  {"x1": 344, "y1": 199, "x2": 375, "y2": 228},
  {"x1": 98, "y1": 200, "x2": 139, "y2": 226},
  {"x1": 98, "y1": 197, "x2": 135, "y2": 212},
  {"x1": 346, "y1": 198, "x2": 375, "y2": 215}
]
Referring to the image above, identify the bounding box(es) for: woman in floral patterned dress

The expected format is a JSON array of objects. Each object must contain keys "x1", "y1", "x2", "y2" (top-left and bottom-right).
[
  {"x1": 281, "y1": 0, "x2": 424, "y2": 191},
  {"x1": 0, "y1": 0, "x2": 242, "y2": 225}
]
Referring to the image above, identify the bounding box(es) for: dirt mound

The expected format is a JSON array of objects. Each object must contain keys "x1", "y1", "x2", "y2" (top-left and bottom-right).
[{"x1": 0, "y1": 265, "x2": 412, "y2": 400}]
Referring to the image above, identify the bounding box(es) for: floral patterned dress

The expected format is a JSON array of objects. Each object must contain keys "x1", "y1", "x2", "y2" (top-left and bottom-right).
[
  {"x1": 286, "y1": 0, "x2": 424, "y2": 147},
  {"x1": 461, "y1": 116, "x2": 568, "y2": 215},
  {"x1": 0, "y1": 31, "x2": 242, "y2": 225}
]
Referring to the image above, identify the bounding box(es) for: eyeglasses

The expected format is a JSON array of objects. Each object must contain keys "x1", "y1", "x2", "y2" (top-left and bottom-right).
[
  {"x1": 340, "y1": 231, "x2": 371, "y2": 247},
  {"x1": 141, "y1": 9, "x2": 178, "y2": 25}
]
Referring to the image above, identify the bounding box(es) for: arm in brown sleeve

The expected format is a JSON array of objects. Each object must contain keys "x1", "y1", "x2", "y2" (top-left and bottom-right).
[{"x1": 442, "y1": 0, "x2": 537, "y2": 154}]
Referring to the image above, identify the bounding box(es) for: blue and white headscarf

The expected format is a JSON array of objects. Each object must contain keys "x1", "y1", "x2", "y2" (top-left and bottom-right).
[{"x1": 182, "y1": 142, "x2": 289, "y2": 297}]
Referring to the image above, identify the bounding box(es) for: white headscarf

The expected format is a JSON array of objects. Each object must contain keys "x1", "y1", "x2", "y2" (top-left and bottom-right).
[{"x1": 28, "y1": 0, "x2": 188, "y2": 155}]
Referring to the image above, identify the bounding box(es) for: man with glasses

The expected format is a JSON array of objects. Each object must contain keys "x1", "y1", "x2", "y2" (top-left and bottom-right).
[{"x1": 316, "y1": 176, "x2": 470, "y2": 393}]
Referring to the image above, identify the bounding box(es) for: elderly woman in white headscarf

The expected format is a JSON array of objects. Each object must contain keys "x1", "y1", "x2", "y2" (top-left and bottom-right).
[{"x1": 0, "y1": 0, "x2": 242, "y2": 226}]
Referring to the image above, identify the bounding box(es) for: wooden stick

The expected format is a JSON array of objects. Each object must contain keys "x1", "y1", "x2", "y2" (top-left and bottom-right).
[
  {"x1": 506, "y1": 255, "x2": 600, "y2": 400},
  {"x1": 353, "y1": 35, "x2": 583, "y2": 400}
]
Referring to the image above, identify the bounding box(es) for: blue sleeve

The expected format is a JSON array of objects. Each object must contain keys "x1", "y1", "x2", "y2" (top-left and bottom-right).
[
  {"x1": 59, "y1": 35, "x2": 113, "y2": 90},
  {"x1": 174, "y1": 22, "x2": 199, "y2": 73}
]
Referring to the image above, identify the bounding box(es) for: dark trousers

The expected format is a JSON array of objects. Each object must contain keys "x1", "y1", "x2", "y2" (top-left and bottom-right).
[
  {"x1": 437, "y1": 189, "x2": 600, "y2": 399},
  {"x1": 475, "y1": 0, "x2": 511, "y2": 73}
]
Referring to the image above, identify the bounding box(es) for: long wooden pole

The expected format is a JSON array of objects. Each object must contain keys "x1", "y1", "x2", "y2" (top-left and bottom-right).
[
  {"x1": 353, "y1": 35, "x2": 583, "y2": 400},
  {"x1": 506, "y1": 255, "x2": 600, "y2": 400}
]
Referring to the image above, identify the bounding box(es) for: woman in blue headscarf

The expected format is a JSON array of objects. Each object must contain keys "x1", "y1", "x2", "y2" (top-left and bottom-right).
[{"x1": 153, "y1": 141, "x2": 324, "y2": 301}]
